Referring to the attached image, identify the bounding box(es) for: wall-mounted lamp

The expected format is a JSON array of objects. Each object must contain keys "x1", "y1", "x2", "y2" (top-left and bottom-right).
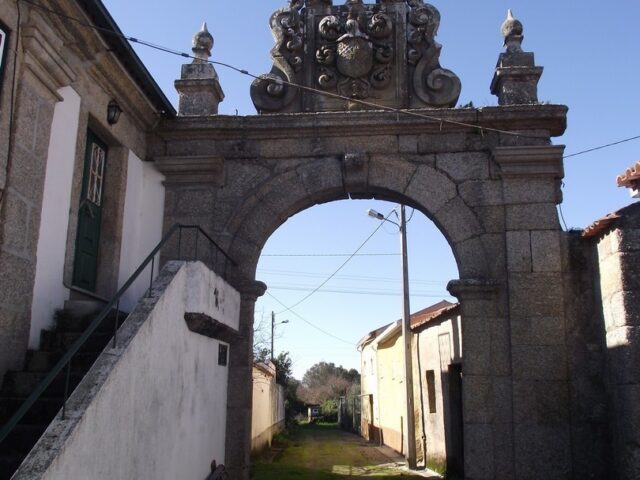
[{"x1": 107, "y1": 100, "x2": 122, "y2": 125}]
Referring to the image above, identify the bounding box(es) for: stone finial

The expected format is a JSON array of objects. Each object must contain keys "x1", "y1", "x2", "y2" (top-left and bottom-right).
[
  {"x1": 501, "y1": 10, "x2": 524, "y2": 53},
  {"x1": 175, "y1": 22, "x2": 224, "y2": 116},
  {"x1": 491, "y1": 10, "x2": 543, "y2": 105},
  {"x1": 192, "y1": 22, "x2": 214, "y2": 63}
]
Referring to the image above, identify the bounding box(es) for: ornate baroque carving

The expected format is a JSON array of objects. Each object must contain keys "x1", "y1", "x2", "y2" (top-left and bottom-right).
[
  {"x1": 407, "y1": 0, "x2": 461, "y2": 107},
  {"x1": 250, "y1": 0, "x2": 461, "y2": 113},
  {"x1": 250, "y1": 1, "x2": 305, "y2": 113}
]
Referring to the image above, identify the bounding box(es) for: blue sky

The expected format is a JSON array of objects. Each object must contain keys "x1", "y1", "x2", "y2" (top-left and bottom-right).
[{"x1": 104, "y1": 0, "x2": 640, "y2": 378}]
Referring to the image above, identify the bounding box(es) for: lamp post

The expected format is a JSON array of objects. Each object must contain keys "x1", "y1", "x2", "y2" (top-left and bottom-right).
[
  {"x1": 271, "y1": 311, "x2": 289, "y2": 360},
  {"x1": 367, "y1": 205, "x2": 417, "y2": 469}
]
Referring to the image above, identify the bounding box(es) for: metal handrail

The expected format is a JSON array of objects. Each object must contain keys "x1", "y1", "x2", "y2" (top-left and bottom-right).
[{"x1": 0, "y1": 224, "x2": 236, "y2": 444}]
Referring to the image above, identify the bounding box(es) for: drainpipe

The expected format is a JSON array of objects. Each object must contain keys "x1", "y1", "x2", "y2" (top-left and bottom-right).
[{"x1": 415, "y1": 330, "x2": 428, "y2": 467}]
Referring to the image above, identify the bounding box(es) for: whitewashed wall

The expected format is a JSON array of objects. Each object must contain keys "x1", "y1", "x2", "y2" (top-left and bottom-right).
[
  {"x1": 117, "y1": 151, "x2": 165, "y2": 312},
  {"x1": 251, "y1": 362, "x2": 285, "y2": 454},
  {"x1": 16, "y1": 261, "x2": 240, "y2": 480},
  {"x1": 29, "y1": 87, "x2": 81, "y2": 347}
]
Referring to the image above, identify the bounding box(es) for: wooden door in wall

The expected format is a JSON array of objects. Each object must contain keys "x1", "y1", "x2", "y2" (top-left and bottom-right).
[
  {"x1": 72, "y1": 130, "x2": 108, "y2": 292},
  {"x1": 447, "y1": 363, "x2": 464, "y2": 478}
]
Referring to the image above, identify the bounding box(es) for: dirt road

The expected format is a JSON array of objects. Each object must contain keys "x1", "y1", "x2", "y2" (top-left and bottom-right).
[{"x1": 251, "y1": 423, "x2": 440, "y2": 480}]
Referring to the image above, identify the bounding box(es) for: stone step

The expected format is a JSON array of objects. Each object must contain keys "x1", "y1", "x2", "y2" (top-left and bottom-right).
[
  {"x1": 39, "y1": 330, "x2": 113, "y2": 354},
  {"x1": 0, "y1": 453, "x2": 24, "y2": 480},
  {"x1": 24, "y1": 350, "x2": 100, "y2": 373},
  {"x1": 0, "y1": 424, "x2": 47, "y2": 455},
  {"x1": 0, "y1": 397, "x2": 62, "y2": 426},
  {"x1": 54, "y1": 309, "x2": 126, "y2": 334},
  {"x1": 62, "y1": 299, "x2": 106, "y2": 318},
  {"x1": 1, "y1": 371, "x2": 84, "y2": 397}
]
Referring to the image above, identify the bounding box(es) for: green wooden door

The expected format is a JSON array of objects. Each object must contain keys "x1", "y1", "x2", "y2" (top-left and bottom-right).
[{"x1": 72, "y1": 131, "x2": 108, "y2": 292}]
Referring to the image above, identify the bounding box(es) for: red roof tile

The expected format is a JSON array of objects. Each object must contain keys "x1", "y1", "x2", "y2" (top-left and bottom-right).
[
  {"x1": 617, "y1": 160, "x2": 640, "y2": 189},
  {"x1": 410, "y1": 300, "x2": 460, "y2": 330},
  {"x1": 582, "y1": 212, "x2": 621, "y2": 239}
]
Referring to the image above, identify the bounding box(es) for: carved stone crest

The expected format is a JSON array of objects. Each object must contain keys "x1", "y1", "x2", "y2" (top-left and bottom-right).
[{"x1": 251, "y1": 0, "x2": 461, "y2": 113}]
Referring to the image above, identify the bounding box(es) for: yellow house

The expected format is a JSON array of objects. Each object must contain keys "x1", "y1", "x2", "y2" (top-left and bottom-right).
[
  {"x1": 358, "y1": 320, "x2": 406, "y2": 454},
  {"x1": 358, "y1": 301, "x2": 462, "y2": 476}
]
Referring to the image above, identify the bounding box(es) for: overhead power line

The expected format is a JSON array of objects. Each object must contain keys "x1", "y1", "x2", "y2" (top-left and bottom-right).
[
  {"x1": 21, "y1": 0, "x2": 640, "y2": 160},
  {"x1": 257, "y1": 267, "x2": 451, "y2": 286},
  {"x1": 275, "y1": 212, "x2": 391, "y2": 315},
  {"x1": 261, "y1": 253, "x2": 399, "y2": 257},
  {"x1": 266, "y1": 291, "x2": 355, "y2": 346},
  {"x1": 268, "y1": 285, "x2": 449, "y2": 298},
  {"x1": 563, "y1": 135, "x2": 640, "y2": 159}
]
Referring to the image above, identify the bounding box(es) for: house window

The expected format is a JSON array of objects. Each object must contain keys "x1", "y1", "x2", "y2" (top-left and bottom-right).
[
  {"x1": 86, "y1": 142, "x2": 106, "y2": 206},
  {"x1": 0, "y1": 22, "x2": 8, "y2": 93},
  {"x1": 426, "y1": 370, "x2": 437, "y2": 413}
]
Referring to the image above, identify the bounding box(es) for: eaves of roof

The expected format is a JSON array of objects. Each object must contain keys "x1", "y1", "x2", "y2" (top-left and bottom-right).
[
  {"x1": 582, "y1": 212, "x2": 622, "y2": 239},
  {"x1": 410, "y1": 300, "x2": 460, "y2": 330},
  {"x1": 77, "y1": 0, "x2": 176, "y2": 118},
  {"x1": 617, "y1": 160, "x2": 640, "y2": 189}
]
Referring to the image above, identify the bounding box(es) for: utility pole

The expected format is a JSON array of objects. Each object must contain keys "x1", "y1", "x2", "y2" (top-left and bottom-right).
[
  {"x1": 399, "y1": 204, "x2": 417, "y2": 469},
  {"x1": 271, "y1": 311, "x2": 288, "y2": 361},
  {"x1": 366, "y1": 204, "x2": 417, "y2": 468},
  {"x1": 271, "y1": 311, "x2": 275, "y2": 361}
]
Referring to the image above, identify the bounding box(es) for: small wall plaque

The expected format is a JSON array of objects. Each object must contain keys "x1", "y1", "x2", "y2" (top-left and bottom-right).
[{"x1": 218, "y1": 344, "x2": 228, "y2": 366}]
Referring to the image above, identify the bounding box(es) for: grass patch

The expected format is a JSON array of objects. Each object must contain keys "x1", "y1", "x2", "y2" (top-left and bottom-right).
[
  {"x1": 252, "y1": 423, "x2": 430, "y2": 479},
  {"x1": 426, "y1": 458, "x2": 446, "y2": 476}
]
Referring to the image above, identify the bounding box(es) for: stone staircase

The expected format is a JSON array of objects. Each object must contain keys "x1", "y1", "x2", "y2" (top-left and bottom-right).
[{"x1": 0, "y1": 307, "x2": 126, "y2": 480}]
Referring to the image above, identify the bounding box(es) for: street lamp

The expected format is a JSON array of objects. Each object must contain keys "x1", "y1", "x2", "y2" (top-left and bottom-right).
[
  {"x1": 271, "y1": 311, "x2": 289, "y2": 360},
  {"x1": 367, "y1": 205, "x2": 417, "y2": 469}
]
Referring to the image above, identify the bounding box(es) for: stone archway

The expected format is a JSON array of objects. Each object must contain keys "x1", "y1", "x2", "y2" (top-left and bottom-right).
[{"x1": 152, "y1": 104, "x2": 569, "y2": 479}]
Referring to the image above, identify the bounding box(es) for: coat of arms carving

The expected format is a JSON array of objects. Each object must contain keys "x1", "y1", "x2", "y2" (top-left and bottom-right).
[{"x1": 250, "y1": 0, "x2": 461, "y2": 113}]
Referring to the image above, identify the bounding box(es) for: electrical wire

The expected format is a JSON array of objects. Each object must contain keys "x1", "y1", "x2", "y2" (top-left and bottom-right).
[
  {"x1": 275, "y1": 211, "x2": 392, "y2": 315},
  {"x1": 563, "y1": 135, "x2": 640, "y2": 159},
  {"x1": 558, "y1": 181, "x2": 569, "y2": 231},
  {"x1": 261, "y1": 253, "x2": 399, "y2": 257},
  {"x1": 19, "y1": 0, "x2": 640, "y2": 160},
  {"x1": 268, "y1": 285, "x2": 449, "y2": 298},
  {"x1": 266, "y1": 291, "x2": 355, "y2": 346},
  {"x1": 257, "y1": 268, "x2": 449, "y2": 286},
  {"x1": 16, "y1": 0, "x2": 541, "y2": 141}
]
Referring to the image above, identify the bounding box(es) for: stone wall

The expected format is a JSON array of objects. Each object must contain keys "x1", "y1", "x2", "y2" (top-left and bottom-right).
[
  {"x1": 564, "y1": 231, "x2": 611, "y2": 479},
  {"x1": 0, "y1": 1, "x2": 61, "y2": 379},
  {"x1": 593, "y1": 203, "x2": 640, "y2": 480},
  {"x1": 0, "y1": 0, "x2": 168, "y2": 382}
]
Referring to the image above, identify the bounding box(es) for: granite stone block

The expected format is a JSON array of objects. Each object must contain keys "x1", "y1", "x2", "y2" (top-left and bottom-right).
[
  {"x1": 514, "y1": 424, "x2": 572, "y2": 480},
  {"x1": 368, "y1": 156, "x2": 417, "y2": 195},
  {"x1": 436, "y1": 152, "x2": 490, "y2": 182},
  {"x1": 404, "y1": 165, "x2": 457, "y2": 215},
  {"x1": 505, "y1": 203, "x2": 560, "y2": 231},
  {"x1": 531, "y1": 230, "x2": 562, "y2": 272},
  {"x1": 513, "y1": 380, "x2": 570, "y2": 424},
  {"x1": 512, "y1": 344, "x2": 568, "y2": 381},
  {"x1": 506, "y1": 231, "x2": 531, "y2": 272}
]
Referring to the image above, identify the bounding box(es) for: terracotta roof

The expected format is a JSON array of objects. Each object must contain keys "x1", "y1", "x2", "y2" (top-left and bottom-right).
[
  {"x1": 582, "y1": 212, "x2": 621, "y2": 239},
  {"x1": 617, "y1": 160, "x2": 640, "y2": 189},
  {"x1": 410, "y1": 300, "x2": 460, "y2": 330},
  {"x1": 358, "y1": 300, "x2": 461, "y2": 349},
  {"x1": 356, "y1": 323, "x2": 393, "y2": 350}
]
